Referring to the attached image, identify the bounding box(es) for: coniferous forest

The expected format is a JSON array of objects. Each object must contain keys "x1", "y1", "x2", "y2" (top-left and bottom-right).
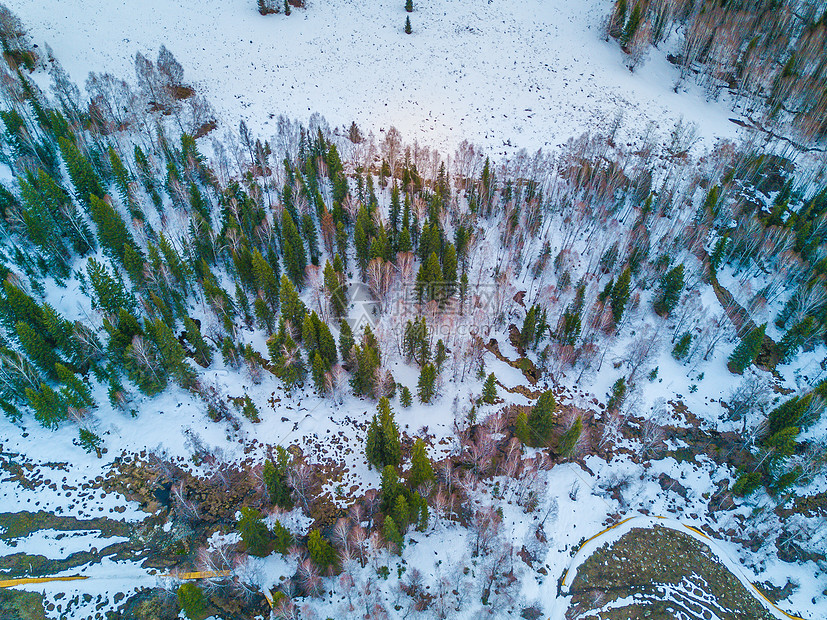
[{"x1": 0, "y1": 2, "x2": 825, "y2": 619}]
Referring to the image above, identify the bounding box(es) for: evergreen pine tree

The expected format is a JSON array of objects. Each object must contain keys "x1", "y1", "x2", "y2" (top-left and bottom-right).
[
  {"x1": 400, "y1": 385, "x2": 412, "y2": 407},
  {"x1": 763, "y1": 426, "x2": 799, "y2": 469},
  {"x1": 315, "y1": 317, "x2": 338, "y2": 366},
  {"x1": 417, "y1": 363, "x2": 437, "y2": 403},
  {"x1": 177, "y1": 583, "x2": 207, "y2": 620},
  {"x1": 184, "y1": 317, "x2": 213, "y2": 367},
  {"x1": 275, "y1": 330, "x2": 305, "y2": 392},
  {"x1": 89, "y1": 195, "x2": 138, "y2": 265},
  {"x1": 152, "y1": 318, "x2": 196, "y2": 389},
  {"x1": 383, "y1": 515, "x2": 404, "y2": 553},
  {"x1": 409, "y1": 437, "x2": 434, "y2": 489},
  {"x1": 221, "y1": 336, "x2": 240, "y2": 369},
  {"x1": 404, "y1": 16, "x2": 412, "y2": 34},
  {"x1": 481, "y1": 372, "x2": 497, "y2": 404},
  {"x1": 777, "y1": 317, "x2": 815, "y2": 364},
  {"x1": 393, "y1": 494, "x2": 411, "y2": 532},
  {"x1": 521, "y1": 305, "x2": 538, "y2": 349},
  {"x1": 87, "y1": 258, "x2": 137, "y2": 315},
  {"x1": 398, "y1": 226, "x2": 413, "y2": 253},
  {"x1": 16, "y1": 321, "x2": 60, "y2": 379},
  {"x1": 124, "y1": 336, "x2": 167, "y2": 396},
  {"x1": 312, "y1": 351, "x2": 326, "y2": 392},
  {"x1": 56, "y1": 363, "x2": 95, "y2": 410},
  {"x1": 378, "y1": 463, "x2": 402, "y2": 514},
  {"x1": 108, "y1": 146, "x2": 140, "y2": 219},
  {"x1": 557, "y1": 416, "x2": 582, "y2": 457},
  {"x1": 526, "y1": 390, "x2": 556, "y2": 446},
  {"x1": 653, "y1": 264, "x2": 684, "y2": 317},
  {"x1": 672, "y1": 332, "x2": 692, "y2": 361},
  {"x1": 232, "y1": 245, "x2": 256, "y2": 291},
  {"x1": 610, "y1": 266, "x2": 631, "y2": 325},
  {"x1": 434, "y1": 338, "x2": 446, "y2": 373},
  {"x1": 350, "y1": 331, "x2": 381, "y2": 397},
  {"x1": 238, "y1": 507, "x2": 271, "y2": 557},
  {"x1": 558, "y1": 306, "x2": 582, "y2": 346},
  {"x1": 279, "y1": 274, "x2": 306, "y2": 330},
  {"x1": 234, "y1": 284, "x2": 252, "y2": 328},
  {"x1": 281, "y1": 211, "x2": 307, "y2": 286},
  {"x1": 703, "y1": 185, "x2": 720, "y2": 219},
  {"x1": 767, "y1": 395, "x2": 812, "y2": 437},
  {"x1": 620, "y1": 2, "x2": 642, "y2": 47},
  {"x1": 339, "y1": 319, "x2": 355, "y2": 364},
  {"x1": 123, "y1": 243, "x2": 145, "y2": 288},
  {"x1": 731, "y1": 470, "x2": 762, "y2": 496},
  {"x1": 442, "y1": 242, "x2": 458, "y2": 294},
  {"x1": 307, "y1": 529, "x2": 337, "y2": 569},
  {"x1": 727, "y1": 323, "x2": 766, "y2": 374},
  {"x1": 607, "y1": 377, "x2": 626, "y2": 411},
  {"x1": 78, "y1": 428, "x2": 103, "y2": 455},
  {"x1": 263, "y1": 446, "x2": 293, "y2": 508},
  {"x1": 271, "y1": 520, "x2": 293, "y2": 554},
  {"x1": 58, "y1": 136, "x2": 103, "y2": 206},
  {"x1": 26, "y1": 383, "x2": 67, "y2": 429},
  {"x1": 42, "y1": 305, "x2": 80, "y2": 365},
  {"x1": 158, "y1": 234, "x2": 192, "y2": 293},
  {"x1": 240, "y1": 394, "x2": 260, "y2": 422},
  {"x1": 405, "y1": 0, "x2": 413, "y2": 12},
  {"x1": 302, "y1": 312, "x2": 317, "y2": 353},
  {"x1": 324, "y1": 259, "x2": 347, "y2": 317},
  {"x1": 366, "y1": 396, "x2": 402, "y2": 469},
  {"x1": 1, "y1": 282, "x2": 44, "y2": 334}
]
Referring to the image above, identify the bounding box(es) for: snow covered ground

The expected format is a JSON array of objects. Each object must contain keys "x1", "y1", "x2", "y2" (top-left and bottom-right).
[
  {"x1": 10, "y1": 0, "x2": 740, "y2": 155},
  {"x1": 0, "y1": 0, "x2": 824, "y2": 618}
]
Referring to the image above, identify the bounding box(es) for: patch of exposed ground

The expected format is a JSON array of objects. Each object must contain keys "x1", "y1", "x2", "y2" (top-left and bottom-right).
[{"x1": 567, "y1": 525, "x2": 779, "y2": 620}]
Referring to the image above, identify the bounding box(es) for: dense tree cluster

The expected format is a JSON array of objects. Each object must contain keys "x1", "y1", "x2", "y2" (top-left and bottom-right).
[{"x1": 607, "y1": 0, "x2": 827, "y2": 141}]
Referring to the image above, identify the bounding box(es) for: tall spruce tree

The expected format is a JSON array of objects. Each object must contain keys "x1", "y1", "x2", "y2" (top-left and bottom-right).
[
  {"x1": 727, "y1": 324, "x2": 766, "y2": 374},
  {"x1": 184, "y1": 317, "x2": 213, "y2": 367},
  {"x1": 526, "y1": 389, "x2": 556, "y2": 446},
  {"x1": 58, "y1": 136, "x2": 103, "y2": 206},
  {"x1": 557, "y1": 416, "x2": 582, "y2": 457},
  {"x1": 481, "y1": 372, "x2": 497, "y2": 404},
  {"x1": 408, "y1": 437, "x2": 434, "y2": 489},
  {"x1": 610, "y1": 266, "x2": 631, "y2": 325},
  {"x1": 263, "y1": 446, "x2": 293, "y2": 509},
  {"x1": 365, "y1": 396, "x2": 402, "y2": 469},
  {"x1": 152, "y1": 318, "x2": 196, "y2": 389},
  {"x1": 279, "y1": 274, "x2": 306, "y2": 330},
  {"x1": 237, "y1": 507, "x2": 271, "y2": 557},
  {"x1": 281, "y1": 211, "x2": 307, "y2": 286},
  {"x1": 417, "y1": 363, "x2": 437, "y2": 403},
  {"x1": 16, "y1": 321, "x2": 60, "y2": 379},
  {"x1": 653, "y1": 264, "x2": 684, "y2": 317},
  {"x1": 89, "y1": 194, "x2": 138, "y2": 265}
]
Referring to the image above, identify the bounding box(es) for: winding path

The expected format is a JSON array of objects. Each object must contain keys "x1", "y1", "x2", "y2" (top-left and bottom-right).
[{"x1": 549, "y1": 515, "x2": 807, "y2": 620}]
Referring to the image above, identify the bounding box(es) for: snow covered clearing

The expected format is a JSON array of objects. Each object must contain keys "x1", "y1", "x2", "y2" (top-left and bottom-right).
[{"x1": 10, "y1": 0, "x2": 740, "y2": 155}]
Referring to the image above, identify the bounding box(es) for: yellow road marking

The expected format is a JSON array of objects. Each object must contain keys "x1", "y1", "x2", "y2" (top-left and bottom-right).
[{"x1": 0, "y1": 575, "x2": 88, "y2": 588}]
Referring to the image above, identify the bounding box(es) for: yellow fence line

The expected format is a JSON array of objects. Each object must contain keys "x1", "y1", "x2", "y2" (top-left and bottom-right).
[
  {"x1": 560, "y1": 516, "x2": 807, "y2": 620},
  {"x1": 160, "y1": 570, "x2": 232, "y2": 580},
  {"x1": 0, "y1": 575, "x2": 88, "y2": 588}
]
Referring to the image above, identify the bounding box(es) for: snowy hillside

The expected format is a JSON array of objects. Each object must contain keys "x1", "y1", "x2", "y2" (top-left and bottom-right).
[
  {"x1": 0, "y1": 1, "x2": 824, "y2": 620},
  {"x1": 10, "y1": 0, "x2": 741, "y2": 154}
]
